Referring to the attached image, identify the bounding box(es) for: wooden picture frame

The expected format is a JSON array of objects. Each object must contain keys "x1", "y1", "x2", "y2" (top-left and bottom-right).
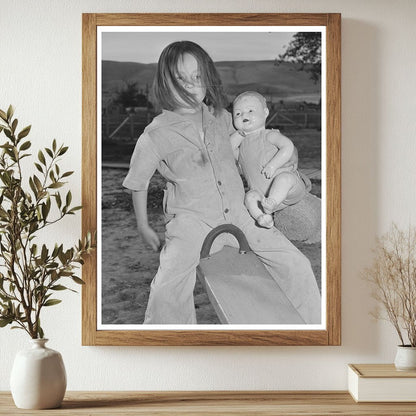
[{"x1": 82, "y1": 13, "x2": 341, "y2": 346}]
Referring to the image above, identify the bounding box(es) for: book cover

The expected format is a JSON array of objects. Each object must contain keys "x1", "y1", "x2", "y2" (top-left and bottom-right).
[{"x1": 348, "y1": 364, "x2": 416, "y2": 402}]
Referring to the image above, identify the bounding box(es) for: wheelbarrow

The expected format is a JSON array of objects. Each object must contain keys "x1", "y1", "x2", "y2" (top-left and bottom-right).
[{"x1": 196, "y1": 224, "x2": 305, "y2": 325}]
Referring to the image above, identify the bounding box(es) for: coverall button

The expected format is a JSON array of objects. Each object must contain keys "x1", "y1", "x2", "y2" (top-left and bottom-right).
[
  {"x1": 218, "y1": 181, "x2": 222, "y2": 186},
  {"x1": 224, "y1": 208, "x2": 229, "y2": 213}
]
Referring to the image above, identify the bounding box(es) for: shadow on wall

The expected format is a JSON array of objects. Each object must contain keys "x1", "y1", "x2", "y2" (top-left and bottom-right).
[{"x1": 341, "y1": 19, "x2": 381, "y2": 355}]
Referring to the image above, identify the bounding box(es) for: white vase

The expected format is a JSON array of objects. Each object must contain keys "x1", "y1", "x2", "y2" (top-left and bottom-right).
[
  {"x1": 10, "y1": 338, "x2": 67, "y2": 409},
  {"x1": 394, "y1": 345, "x2": 416, "y2": 371}
]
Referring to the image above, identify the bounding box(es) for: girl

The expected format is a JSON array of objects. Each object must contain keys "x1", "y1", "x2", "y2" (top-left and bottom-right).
[{"x1": 122, "y1": 41, "x2": 321, "y2": 324}]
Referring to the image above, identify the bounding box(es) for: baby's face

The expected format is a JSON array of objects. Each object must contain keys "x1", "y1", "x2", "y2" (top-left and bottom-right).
[{"x1": 233, "y1": 95, "x2": 269, "y2": 134}]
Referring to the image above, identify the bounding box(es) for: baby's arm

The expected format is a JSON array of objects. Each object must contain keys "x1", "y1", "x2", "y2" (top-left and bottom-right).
[
  {"x1": 132, "y1": 190, "x2": 160, "y2": 252},
  {"x1": 273, "y1": 146, "x2": 298, "y2": 175},
  {"x1": 262, "y1": 130, "x2": 295, "y2": 179},
  {"x1": 230, "y1": 131, "x2": 244, "y2": 160}
]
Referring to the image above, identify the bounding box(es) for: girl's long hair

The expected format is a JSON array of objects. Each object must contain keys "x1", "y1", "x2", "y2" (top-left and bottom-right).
[{"x1": 152, "y1": 41, "x2": 228, "y2": 115}]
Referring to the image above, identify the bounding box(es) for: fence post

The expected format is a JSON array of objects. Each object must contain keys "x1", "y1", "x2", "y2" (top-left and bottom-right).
[
  {"x1": 105, "y1": 113, "x2": 110, "y2": 137},
  {"x1": 130, "y1": 114, "x2": 135, "y2": 140}
]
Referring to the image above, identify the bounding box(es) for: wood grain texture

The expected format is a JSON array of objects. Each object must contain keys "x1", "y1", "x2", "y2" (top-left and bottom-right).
[
  {"x1": 81, "y1": 13, "x2": 342, "y2": 346},
  {"x1": 350, "y1": 364, "x2": 416, "y2": 378},
  {"x1": 326, "y1": 13, "x2": 342, "y2": 346},
  {"x1": 2, "y1": 391, "x2": 416, "y2": 415},
  {"x1": 82, "y1": 13, "x2": 98, "y2": 346},
  {"x1": 95, "y1": 13, "x2": 330, "y2": 27},
  {"x1": 90, "y1": 329, "x2": 329, "y2": 347}
]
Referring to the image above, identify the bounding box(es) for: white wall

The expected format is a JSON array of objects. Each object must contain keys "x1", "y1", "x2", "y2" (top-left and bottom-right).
[{"x1": 1, "y1": 0, "x2": 416, "y2": 391}]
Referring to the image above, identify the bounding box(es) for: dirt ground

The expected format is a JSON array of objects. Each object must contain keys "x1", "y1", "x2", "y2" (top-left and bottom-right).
[{"x1": 101, "y1": 128, "x2": 322, "y2": 324}]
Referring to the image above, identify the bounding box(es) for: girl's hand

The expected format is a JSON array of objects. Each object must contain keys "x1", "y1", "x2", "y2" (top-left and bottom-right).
[{"x1": 138, "y1": 224, "x2": 161, "y2": 252}]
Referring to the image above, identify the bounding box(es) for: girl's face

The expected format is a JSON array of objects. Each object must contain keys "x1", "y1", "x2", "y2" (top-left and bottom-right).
[
  {"x1": 173, "y1": 53, "x2": 206, "y2": 109},
  {"x1": 233, "y1": 95, "x2": 269, "y2": 133}
]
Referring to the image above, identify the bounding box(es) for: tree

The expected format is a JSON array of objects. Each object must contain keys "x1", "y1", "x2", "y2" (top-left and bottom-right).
[
  {"x1": 114, "y1": 81, "x2": 151, "y2": 110},
  {"x1": 279, "y1": 32, "x2": 321, "y2": 83}
]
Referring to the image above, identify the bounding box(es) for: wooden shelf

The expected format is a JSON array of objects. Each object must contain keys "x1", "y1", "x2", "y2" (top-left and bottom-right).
[{"x1": 1, "y1": 391, "x2": 416, "y2": 415}]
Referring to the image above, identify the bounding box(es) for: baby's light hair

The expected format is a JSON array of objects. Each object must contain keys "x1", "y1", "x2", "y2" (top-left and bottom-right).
[{"x1": 233, "y1": 91, "x2": 268, "y2": 109}]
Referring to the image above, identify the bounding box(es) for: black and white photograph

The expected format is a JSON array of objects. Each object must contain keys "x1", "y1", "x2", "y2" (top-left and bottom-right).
[{"x1": 97, "y1": 27, "x2": 326, "y2": 330}]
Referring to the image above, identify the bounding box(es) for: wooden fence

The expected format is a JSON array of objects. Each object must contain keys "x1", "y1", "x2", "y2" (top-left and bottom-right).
[{"x1": 102, "y1": 107, "x2": 321, "y2": 141}]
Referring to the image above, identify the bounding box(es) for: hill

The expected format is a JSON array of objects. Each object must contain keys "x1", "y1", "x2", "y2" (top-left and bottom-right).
[{"x1": 102, "y1": 60, "x2": 320, "y2": 104}]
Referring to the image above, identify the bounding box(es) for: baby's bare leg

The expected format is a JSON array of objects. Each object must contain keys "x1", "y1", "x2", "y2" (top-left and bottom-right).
[
  {"x1": 262, "y1": 172, "x2": 297, "y2": 214},
  {"x1": 245, "y1": 190, "x2": 274, "y2": 228}
]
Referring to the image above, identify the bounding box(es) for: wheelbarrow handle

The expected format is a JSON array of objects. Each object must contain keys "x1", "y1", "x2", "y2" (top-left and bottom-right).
[{"x1": 200, "y1": 224, "x2": 252, "y2": 259}]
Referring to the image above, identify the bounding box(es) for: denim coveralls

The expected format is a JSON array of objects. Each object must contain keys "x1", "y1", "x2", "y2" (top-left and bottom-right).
[{"x1": 123, "y1": 104, "x2": 321, "y2": 324}]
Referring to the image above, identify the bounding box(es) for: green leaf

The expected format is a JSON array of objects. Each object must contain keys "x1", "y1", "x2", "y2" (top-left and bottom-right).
[
  {"x1": 58, "y1": 250, "x2": 67, "y2": 264},
  {"x1": 29, "y1": 177, "x2": 38, "y2": 197},
  {"x1": 58, "y1": 146, "x2": 68, "y2": 156},
  {"x1": 71, "y1": 276, "x2": 85, "y2": 285},
  {"x1": 4, "y1": 128, "x2": 12, "y2": 140},
  {"x1": 38, "y1": 325, "x2": 44, "y2": 339},
  {"x1": 38, "y1": 150, "x2": 46, "y2": 165},
  {"x1": 45, "y1": 148, "x2": 53, "y2": 158},
  {"x1": 17, "y1": 125, "x2": 31, "y2": 140},
  {"x1": 31, "y1": 244, "x2": 38, "y2": 256},
  {"x1": 33, "y1": 175, "x2": 43, "y2": 192},
  {"x1": 65, "y1": 191, "x2": 72, "y2": 207},
  {"x1": 6, "y1": 105, "x2": 14, "y2": 122},
  {"x1": 48, "y1": 182, "x2": 64, "y2": 189},
  {"x1": 61, "y1": 171, "x2": 74, "y2": 178},
  {"x1": 43, "y1": 299, "x2": 62, "y2": 307},
  {"x1": 41, "y1": 244, "x2": 48, "y2": 262},
  {"x1": 50, "y1": 284, "x2": 68, "y2": 291},
  {"x1": 69, "y1": 206, "x2": 82, "y2": 214},
  {"x1": 41, "y1": 202, "x2": 50, "y2": 220},
  {"x1": 19, "y1": 153, "x2": 30, "y2": 161},
  {"x1": 0, "y1": 317, "x2": 13, "y2": 327},
  {"x1": 51, "y1": 243, "x2": 60, "y2": 258},
  {"x1": 11, "y1": 119, "x2": 18, "y2": 133},
  {"x1": 0, "y1": 293, "x2": 12, "y2": 302},
  {"x1": 0, "y1": 109, "x2": 7, "y2": 121},
  {"x1": 52, "y1": 139, "x2": 57, "y2": 152},
  {"x1": 19, "y1": 140, "x2": 31, "y2": 151},
  {"x1": 34, "y1": 162, "x2": 43, "y2": 173},
  {"x1": 55, "y1": 192, "x2": 62, "y2": 208}
]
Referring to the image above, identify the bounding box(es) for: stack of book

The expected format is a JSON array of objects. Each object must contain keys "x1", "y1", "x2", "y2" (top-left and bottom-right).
[{"x1": 348, "y1": 364, "x2": 416, "y2": 402}]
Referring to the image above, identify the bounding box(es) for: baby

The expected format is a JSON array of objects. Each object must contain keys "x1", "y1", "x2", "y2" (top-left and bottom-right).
[{"x1": 231, "y1": 91, "x2": 308, "y2": 228}]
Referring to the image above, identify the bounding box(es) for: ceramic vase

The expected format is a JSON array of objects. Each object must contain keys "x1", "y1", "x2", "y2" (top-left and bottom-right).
[
  {"x1": 394, "y1": 345, "x2": 416, "y2": 371},
  {"x1": 10, "y1": 338, "x2": 67, "y2": 409}
]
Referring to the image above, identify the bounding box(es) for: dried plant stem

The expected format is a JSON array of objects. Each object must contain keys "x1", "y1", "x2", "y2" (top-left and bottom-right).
[{"x1": 363, "y1": 224, "x2": 416, "y2": 347}]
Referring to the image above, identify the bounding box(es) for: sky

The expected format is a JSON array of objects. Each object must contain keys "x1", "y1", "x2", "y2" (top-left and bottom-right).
[{"x1": 101, "y1": 30, "x2": 298, "y2": 63}]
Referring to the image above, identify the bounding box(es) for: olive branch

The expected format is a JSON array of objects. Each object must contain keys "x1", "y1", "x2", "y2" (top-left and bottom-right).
[{"x1": 0, "y1": 105, "x2": 94, "y2": 338}]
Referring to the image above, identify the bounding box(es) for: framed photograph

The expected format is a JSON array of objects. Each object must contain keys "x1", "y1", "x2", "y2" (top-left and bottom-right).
[{"x1": 82, "y1": 13, "x2": 341, "y2": 346}]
